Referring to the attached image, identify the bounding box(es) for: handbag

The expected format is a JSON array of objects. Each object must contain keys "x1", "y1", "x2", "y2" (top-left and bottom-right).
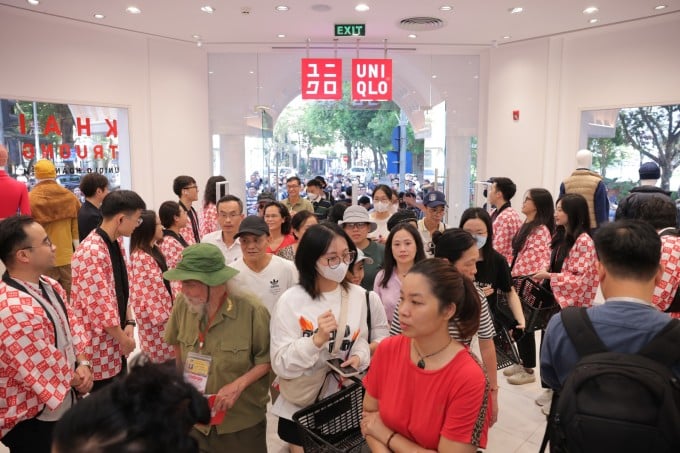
[{"x1": 279, "y1": 289, "x2": 349, "y2": 407}]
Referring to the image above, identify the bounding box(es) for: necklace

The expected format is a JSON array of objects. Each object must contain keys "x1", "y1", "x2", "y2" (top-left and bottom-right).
[{"x1": 413, "y1": 338, "x2": 453, "y2": 369}]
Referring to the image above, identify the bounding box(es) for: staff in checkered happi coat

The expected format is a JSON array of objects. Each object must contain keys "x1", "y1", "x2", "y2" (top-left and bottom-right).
[{"x1": 0, "y1": 216, "x2": 92, "y2": 452}]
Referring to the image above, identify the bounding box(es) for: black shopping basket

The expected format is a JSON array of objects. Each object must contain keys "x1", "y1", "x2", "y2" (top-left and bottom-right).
[
  {"x1": 513, "y1": 276, "x2": 560, "y2": 333},
  {"x1": 292, "y1": 377, "x2": 366, "y2": 453},
  {"x1": 492, "y1": 317, "x2": 521, "y2": 370}
]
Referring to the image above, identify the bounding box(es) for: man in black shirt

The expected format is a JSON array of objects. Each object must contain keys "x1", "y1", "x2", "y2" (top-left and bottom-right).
[{"x1": 78, "y1": 173, "x2": 110, "y2": 241}]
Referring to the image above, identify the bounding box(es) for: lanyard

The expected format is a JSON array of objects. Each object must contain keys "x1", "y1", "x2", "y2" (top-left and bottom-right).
[{"x1": 197, "y1": 298, "x2": 226, "y2": 351}]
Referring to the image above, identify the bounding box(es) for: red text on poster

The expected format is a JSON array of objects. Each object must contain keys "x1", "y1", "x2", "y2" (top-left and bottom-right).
[
  {"x1": 352, "y1": 59, "x2": 392, "y2": 102},
  {"x1": 301, "y1": 58, "x2": 343, "y2": 100}
]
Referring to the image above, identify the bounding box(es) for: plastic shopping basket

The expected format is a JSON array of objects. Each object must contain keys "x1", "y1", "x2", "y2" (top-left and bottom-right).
[
  {"x1": 292, "y1": 378, "x2": 366, "y2": 453},
  {"x1": 513, "y1": 277, "x2": 560, "y2": 333},
  {"x1": 492, "y1": 317, "x2": 521, "y2": 370}
]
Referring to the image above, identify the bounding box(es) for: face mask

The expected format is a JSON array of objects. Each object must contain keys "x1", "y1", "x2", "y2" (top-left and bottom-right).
[
  {"x1": 374, "y1": 201, "x2": 390, "y2": 213},
  {"x1": 317, "y1": 262, "x2": 350, "y2": 283},
  {"x1": 307, "y1": 192, "x2": 319, "y2": 202},
  {"x1": 473, "y1": 234, "x2": 487, "y2": 249}
]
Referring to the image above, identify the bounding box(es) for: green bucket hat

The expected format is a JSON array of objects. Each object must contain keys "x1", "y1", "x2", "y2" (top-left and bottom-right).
[{"x1": 163, "y1": 243, "x2": 238, "y2": 286}]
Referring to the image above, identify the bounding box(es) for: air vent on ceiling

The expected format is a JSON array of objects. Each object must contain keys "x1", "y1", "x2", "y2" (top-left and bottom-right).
[{"x1": 398, "y1": 17, "x2": 445, "y2": 32}]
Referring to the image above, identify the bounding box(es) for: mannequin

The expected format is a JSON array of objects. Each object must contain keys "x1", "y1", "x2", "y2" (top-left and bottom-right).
[{"x1": 559, "y1": 149, "x2": 609, "y2": 228}]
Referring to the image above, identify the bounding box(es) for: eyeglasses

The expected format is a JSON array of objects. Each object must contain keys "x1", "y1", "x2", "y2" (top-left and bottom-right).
[
  {"x1": 322, "y1": 250, "x2": 356, "y2": 269},
  {"x1": 20, "y1": 236, "x2": 53, "y2": 250},
  {"x1": 286, "y1": 184, "x2": 300, "y2": 189},
  {"x1": 343, "y1": 222, "x2": 369, "y2": 230},
  {"x1": 126, "y1": 215, "x2": 143, "y2": 226},
  {"x1": 219, "y1": 212, "x2": 241, "y2": 219},
  {"x1": 183, "y1": 185, "x2": 198, "y2": 190}
]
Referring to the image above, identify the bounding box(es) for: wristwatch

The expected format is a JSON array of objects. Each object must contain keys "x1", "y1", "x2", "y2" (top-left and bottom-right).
[
  {"x1": 125, "y1": 319, "x2": 137, "y2": 327},
  {"x1": 76, "y1": 360, "x2": 92, "y2": 369}
]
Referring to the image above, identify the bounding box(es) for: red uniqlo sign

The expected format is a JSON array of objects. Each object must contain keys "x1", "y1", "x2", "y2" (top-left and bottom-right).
[
  {"x1": 301, "y1": 58, "x2": 343, "y2": 100},
  {"x1": 351, "y1": 59, "x2": 392, "y2": 101}
]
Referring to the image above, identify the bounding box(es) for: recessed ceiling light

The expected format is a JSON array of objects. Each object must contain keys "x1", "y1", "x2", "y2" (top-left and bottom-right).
[
  {"x1": 439, "y1": 5, "x2": 453, "y2": 12},
  {"x1": 277, "y1": 34, "x2": 286, "y2": 38},
  {"x1": 408, "y1": 34, "x2": 417, "y2": 38},
  {"x1": 583, "y1": 6, "x2": 599, "y2": 14},
  {"x1": 249, "y1": 70, "x2": 255, "y2": 74},
  {"x1": 126, "y1": 6, "x2": 141, "y2": 14},
  {"x1": 355, "y1": 4, "x2": 370, "y2": 12},
  {"x1": 509, "y1": 7, "x2": 523, "y2": 14},
  {"x1": 93, "y1": 13, "x2": 105, "y2": 19},
  {"x1": 192, "y1": 34, "x2": 201, "y2": 40},
  {"x1": 589, "y1": 18, "x2": 599, "y2": 24},
  {"x1": 431, "y1": 75, "x2": 437, "y2": 79},
  {"x1": 201, "y1": 6, "x2": 215, "y2": 13},
  {"x1": 275, "y1": 5, "x2": 289, "y2": 11},
  {"x1": 209, "y1": 71, "x2": 214, "y2": 75},
  {"x1": 503, "y1": 35, "x2": 511, "y2": 39},
  {"x1": 655, "y1": 5, "x2": 667, "y2": 10},
  {"x1": 27, "y1": 0, "x2": 40, "y2": 5},
  {"x1": 473, "y1": 75, "x2": 479, "y2": 79}
]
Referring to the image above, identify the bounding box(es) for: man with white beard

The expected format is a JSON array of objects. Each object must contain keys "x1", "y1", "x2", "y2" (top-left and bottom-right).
[{"x1": 164, "y1": 243, "x2": 271, "y2": 453}]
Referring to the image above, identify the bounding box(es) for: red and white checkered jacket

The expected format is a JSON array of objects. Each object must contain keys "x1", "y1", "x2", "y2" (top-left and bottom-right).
[
  {"x1": 549, "y1": 233, "x2": 599, "y2": 308},
  {"x1": 653, "y1": 234, "x2": 680, "y2": 318},
  {"x1": 511, "y1": 225, "x2": 552, "y2": 277},
  {"x1": 129, "y1": 250, "x2": 175, "y2": 363},
  {"x1": 200, "y1": 203, "x2": 218, "y2": 239},
  {"x1": 0, "y1": 278, "x2": 77, "y2": 437},
  {"x1": 71, "y1": 232, "x2": 125, "y2": 381},
  {"x1": 493, "y1": 207, "x2": 523, "y2": 266},
  {"x1": 159, "y1": 234, "x2": 186, "y2": 298}
]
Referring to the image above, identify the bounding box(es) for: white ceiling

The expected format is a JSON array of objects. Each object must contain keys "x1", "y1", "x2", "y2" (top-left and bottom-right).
[{"x1": 2, "y1": 0, "x2": 678, "y2": 51}]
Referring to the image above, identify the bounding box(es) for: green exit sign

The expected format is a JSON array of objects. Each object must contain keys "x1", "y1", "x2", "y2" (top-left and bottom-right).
[{"x1": 335, "y1": 24, "x2": 366, "y2": 36}]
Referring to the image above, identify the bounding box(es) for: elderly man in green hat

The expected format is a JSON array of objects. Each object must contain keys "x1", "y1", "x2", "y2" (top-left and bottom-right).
[{"x1": 164, "y1": 243, "x2": 271, "y2": 453}]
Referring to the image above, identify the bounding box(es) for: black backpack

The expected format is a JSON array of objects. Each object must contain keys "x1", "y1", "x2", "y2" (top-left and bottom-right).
[{"x1": 542, "y1": 307, "x2": 680, "y2": 453}]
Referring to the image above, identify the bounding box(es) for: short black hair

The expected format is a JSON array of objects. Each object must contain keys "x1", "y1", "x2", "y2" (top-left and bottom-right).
[
  {"x1": 101, "y1": 190, "x2": 146, "y2": 218},
  {"x1": 216, "y1": 195, "x2": 243, "y2": 214},
  {"x1": 286, "y1": 176, "x2": 302, "y2": 186},
  {"x1": 306, "y1": 179, "x2": 322, "y2": 189},
  {"x1": 79, "y1": 173, "x2": 109, "y2": 197},
  {"x1": 489, "y1": 177, "x2": 517, "y2": 201},
  {"x1": 594, "y1": 219, "x2": 661, "y2": 281},
  {"x1": 387, "y1": 209, "x2": 418, "y2": 231},
  {"x1": 159, "y1": 201, "x2": 181, "y2": 228},
  {"x1": 172, "y1": 175, "x2": 196, "y2": 197},
  {"x1": 632, "y1": 195, "x2": 677, "y2": 230},
  {"x1": 0, "y1": 215, "x2": 34, "y2": 266}
]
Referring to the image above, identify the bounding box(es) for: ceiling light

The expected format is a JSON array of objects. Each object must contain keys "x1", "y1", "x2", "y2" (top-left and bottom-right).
[
  {"x1": 200, "y1": 6, "x2": 215, "y2": 13},
  {"x1": 509, "y1": 7, "x2": 523, "y2": 14},
  {"x1": 249, "y1": 70, "x2": 255, "y2": 74},
  {"x1": 439, "y1": 5, "x2": 453, "y2": 11},
  {"x1": 655, "y1": 5, "x2": 667, "y2": 10},
  {"x1": 277, "y1": 34, "x2": 286, "y2": 38},
  {"x1": 275, "y1": 5, "x2": 289, "y2": 11},
  {"x1": 589, "y1": 18, "x2": 599, "y2": 24},
  {"x1": 503, "y1": 35, "x2": 511, "y2": 39},
  {"x1": 126, "y1": 6, "x2": 141, "y2": 14},
  {"x1": 583, "y1": 6, "x2": 599, "y2": 14},
  {"x1": 209, "y1": 71, "x2": 214, "y2": 75},
  {"x1": 93, "y1": 13, "x2": 105, "y2": 19},
  {"x1": 196, "y1": 41, "x2": 203, "y2": 47},
  {"x1": 431, "y1": 75, "x2": 437, "y2": 79},
  {"x1": 192, "y1": 34, "x2": 201, "y2": 39},
  {"x1": 355, "y1": 4, "x2": 370, "y2": 12},
  {"x1": 408, "y1": 34, "x2": 417, "y2": 39},
  {"x1": 27, "y1": 0, "x2": 40, "y2": 5}
]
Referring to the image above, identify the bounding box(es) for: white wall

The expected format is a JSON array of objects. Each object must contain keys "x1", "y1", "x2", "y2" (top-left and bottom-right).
[
  {"x1": 0, "y1": 6, "x2": 210, "y2": 210},
  {"x1": 482, "y1": 12, "x2": 680, "y2": 207}
]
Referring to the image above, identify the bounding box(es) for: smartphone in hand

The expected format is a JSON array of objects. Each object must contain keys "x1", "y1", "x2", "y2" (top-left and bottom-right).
[{"x1": 326, "y1": 358, "x2": 360, "y2": 377}]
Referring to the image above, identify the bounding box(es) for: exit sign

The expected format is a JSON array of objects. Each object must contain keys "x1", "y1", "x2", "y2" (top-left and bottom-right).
[{"x1": 335, "y1": 24, "x2": 365, "y2": 36}]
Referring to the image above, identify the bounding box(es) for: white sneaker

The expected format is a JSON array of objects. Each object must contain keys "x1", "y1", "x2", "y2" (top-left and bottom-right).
[
  {"x1": 535, "y1": 389, "x2": 553, "y2": 406},
  {"x1": 507, "y1": 370, "x2": 536, "y2": 385},
  {"x1": 502, "y1": 364, "x2": 523, "y2": 377}
]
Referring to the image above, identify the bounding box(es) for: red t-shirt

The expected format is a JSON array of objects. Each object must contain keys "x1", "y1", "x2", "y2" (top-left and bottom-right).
[{"x1": 363, "y1": 335, "x2": 490, "y2": 450}]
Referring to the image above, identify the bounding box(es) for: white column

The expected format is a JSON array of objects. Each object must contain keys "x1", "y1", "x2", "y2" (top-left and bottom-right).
[
  {"x1": 445, "y1": 135, "x2": 472, "y2": 228},
  {"x1": 219, "y1": 134, "x2": 246, "y2": 203}
]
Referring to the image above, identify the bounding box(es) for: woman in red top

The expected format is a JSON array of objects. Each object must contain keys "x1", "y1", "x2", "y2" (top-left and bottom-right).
[
  {"x1": 264, "y1": 201, "x2": 296, "y2": 260},
  {"x1": 361, "y1": 259, "x2": 491, "y2": 452},
  {"x1": 129, "y1": 210, "x2": 175, "y2": 363}
]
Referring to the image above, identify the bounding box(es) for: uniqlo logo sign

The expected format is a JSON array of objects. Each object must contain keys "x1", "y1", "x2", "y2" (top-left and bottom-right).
[
  {"x1": 301, "y1": 58, "x2": 342, "y2": 100},
  {"x1": 352, "y1": 59, "x2": 392, "y2": 101}
]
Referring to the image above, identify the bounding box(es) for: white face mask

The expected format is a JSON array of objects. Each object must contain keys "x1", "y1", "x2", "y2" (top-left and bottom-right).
[
  {"x1": 473, "y1": 234, "x2": 488, "y2": 249},
  {"x1": 307, "y1": 192, "x2": 319, "y2": 202},
  {"x1": 317, "y1": 262, "x2": 350, "y2": 283},
  {"x1": 374, "y1": 201, "x2": 390, "y2": 213}
]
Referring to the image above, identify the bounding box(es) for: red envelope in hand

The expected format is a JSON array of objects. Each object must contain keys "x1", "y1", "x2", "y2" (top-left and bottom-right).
[{"x1": 207, "y1": 395, "x2": 226, "y2": 425}]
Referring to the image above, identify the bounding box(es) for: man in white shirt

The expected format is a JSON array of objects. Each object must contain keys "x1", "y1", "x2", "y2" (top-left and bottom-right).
[
  {"x1": 201, "y1": 195, "x2": 245, "y2": 265},
  {"x1": 229, "y1": 215, "x2": 298, "y2": 313}
]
